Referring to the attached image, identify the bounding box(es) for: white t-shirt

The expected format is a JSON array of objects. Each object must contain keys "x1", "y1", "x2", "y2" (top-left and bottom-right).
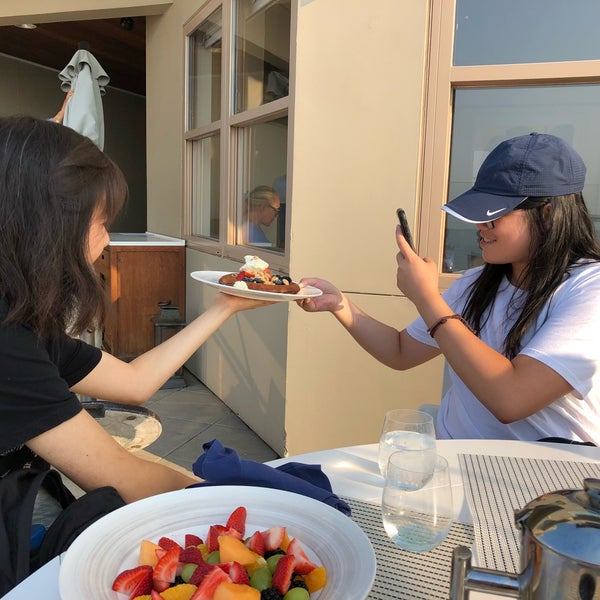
[{"x1": 406, "y1": 261, "x2": 600, "y2": 444}]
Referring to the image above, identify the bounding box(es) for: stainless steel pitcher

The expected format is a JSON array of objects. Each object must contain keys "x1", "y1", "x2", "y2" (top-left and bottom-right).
[{"x1": 450, "y1": 478, "x2": 600, "y2": 599}]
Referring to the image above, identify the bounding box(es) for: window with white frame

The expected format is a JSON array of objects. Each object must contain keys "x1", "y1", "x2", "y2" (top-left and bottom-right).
[
  {"x1": 184, "y1": 0, "x2": 291, "y2": 265},
  {"x1": 423, "y1": 0, "x2": 600, "y2": 282}
]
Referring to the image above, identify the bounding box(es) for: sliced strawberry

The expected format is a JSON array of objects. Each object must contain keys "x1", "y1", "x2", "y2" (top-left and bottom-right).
[
  {"x1": 225, "y1": 506, "x2": 247, "y2": 537},
  {"x1": 189, "y1": 566, "x2": 230, "y2": 600},
  {"x1": 112, "y1": 565, "x2": 153, "y2": 598},
  {"x1": 180, "y1": 545, "x2": 206, "y2": 565},
  {"x1": 155, "y1": 547, "x2": 167, "y2": 561},
  {"x1": 128, "y1": 571, "x2": 154, "y2": 600},
  {"x1": 188, "y1": 562, "x2": 214, "y2": 586},
  {"x1": 261, "y1": 526, "x2": 286, "y2": 551},
  {"x1": 207, "y1": 525, "x2": 242, "y2": 552},
  {"x1": 207, "y1": 524, "x2": 226, "y2": 552},
  {"x1": 158, "y1": 536, "x2": 183, "y2": 553},
  {"x1": 286, "y1": 538, "x2": 317, "y2": 575},
  {"x1": 153, "y1": 546, "x2": 179, "y2": 587},
  {"x1": 236, "y1": 271, "x2": 253, "y2": 280},
  {"x1": 228, "y1": 561, "x2": 250, "y2": 585},
  {"x1": 150, "y1": 591, "x2": 163, "y2": 600},
  {"x1": 185, "y1": 533, "x2": 204, "y2": 547},
  {"x1": 246, "y1": 530, "x2": 265, "y2": 556},
  {"x1": 271, "y1": 554, "x2": 295, "y2": 595},
  {"x1": 152, "y1": 578, "x2": 171, "y2": 593}
]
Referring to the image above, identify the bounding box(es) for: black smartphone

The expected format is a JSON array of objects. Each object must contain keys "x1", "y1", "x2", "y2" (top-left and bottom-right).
[{"x1": 396, "y1": 208, "x2": 415, "y2": 251}]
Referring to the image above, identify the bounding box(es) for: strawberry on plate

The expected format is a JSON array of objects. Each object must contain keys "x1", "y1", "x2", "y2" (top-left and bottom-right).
[
  {"x1": 261, "y1": 526, "x2": 286, "y2": 551},
  {"x1": 245, "y1": 531, "x2": 265, "y2": 556},
  {"x1": 189, "y1": 566, "x2": 230, "y2": 600},
  {"x1": 158, "y1": 536, "x2": 183, "y2": 553},
  {"x1": 153, "y1": 546, "x2": 179, "y2": 590},
  {"x1": 286, "y1": 538, "x2": 317, "y2": 575},
  {"x1": 112, "y1": 564, "x2": 153, "y2": 600},
  {"x1": 225, "y1": 506, "x2": 247, "y2": 537},
  {"x1": 271, "y1": 554, "x2": 295, "y2": 595}
]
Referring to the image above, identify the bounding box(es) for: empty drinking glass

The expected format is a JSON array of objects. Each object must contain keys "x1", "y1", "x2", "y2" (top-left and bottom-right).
[
  {"x1": 382, "y1": 452, "x2": 453, "y2": 553},
  {"x1": 378, "y1": 409, "x2": 436, "y2": 477}
]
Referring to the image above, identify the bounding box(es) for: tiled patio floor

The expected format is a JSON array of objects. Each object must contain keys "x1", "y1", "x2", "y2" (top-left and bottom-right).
[{"x1": 140, "y1": 370, "x2": 279, "y2": 473}]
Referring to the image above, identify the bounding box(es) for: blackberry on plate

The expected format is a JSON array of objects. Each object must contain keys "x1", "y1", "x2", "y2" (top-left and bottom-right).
[
  {"x1": 290, "y1": 575, "x2": 309, "y2": 591},
  {"x1": 261, "y1": 587, "x2": 283, "y2": 600}
]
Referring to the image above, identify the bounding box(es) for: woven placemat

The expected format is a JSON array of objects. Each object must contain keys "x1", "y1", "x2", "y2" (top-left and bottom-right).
[
  {"x1": 344, "y1": 497, "x2": 474, "y2": 599},
  {"x1": 459, "y1": 454, "x2": 600, "y2": 573}
]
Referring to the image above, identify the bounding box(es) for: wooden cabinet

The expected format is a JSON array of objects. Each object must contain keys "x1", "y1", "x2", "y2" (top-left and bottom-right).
[{"x1": 95, "y1": 241, "x2": 185, "y2": 360}]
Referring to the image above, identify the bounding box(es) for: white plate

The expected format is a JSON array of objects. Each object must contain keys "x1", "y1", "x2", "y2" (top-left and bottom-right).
[
  {"x1": 59, "y1": 486, "x2": 376, "y2": 600},
  {"x1": 190, "y1": 271, "x2": 323, "y2": 301}
]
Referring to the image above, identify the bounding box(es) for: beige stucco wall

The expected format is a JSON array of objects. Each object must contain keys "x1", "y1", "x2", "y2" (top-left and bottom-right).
[
  {"x1": 1, "y1": 0, "x2": 446, "y2": 457},
  {"x1": 284, "y1": 0, "x2": 444, "y2": 453}
]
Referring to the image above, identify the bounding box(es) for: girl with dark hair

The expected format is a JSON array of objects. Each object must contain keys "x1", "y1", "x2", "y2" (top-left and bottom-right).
[
  {"x1": 299, "y1": 133, "x2": 600, "y2": 444},
  {"x1": 0, "y1": 116, "x2": 270, "y2": 504}
]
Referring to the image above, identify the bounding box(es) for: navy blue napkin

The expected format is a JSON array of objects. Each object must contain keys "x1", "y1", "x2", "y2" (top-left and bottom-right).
[{"x1": 189, "y1": 439, "x2": 351, "y2": 516}]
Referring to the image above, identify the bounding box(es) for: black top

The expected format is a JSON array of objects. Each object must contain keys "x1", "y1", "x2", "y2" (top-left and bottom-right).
[{"x1": 0, "y1": 304, "x2": 102, "y2": 456}]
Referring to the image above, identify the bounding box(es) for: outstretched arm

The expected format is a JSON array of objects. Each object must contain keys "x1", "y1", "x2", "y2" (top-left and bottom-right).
[
  {"x1": 71, "y1": 292, "x2": 273, "y2": 404},
  {"x1": 296, "y1": 278, "x2": 440, "y2": 370}
]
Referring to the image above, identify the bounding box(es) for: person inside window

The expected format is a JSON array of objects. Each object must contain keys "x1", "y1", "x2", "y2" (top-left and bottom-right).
[
  {"x1": 0, "y1": 116, "x2": 273, "y2": 511},
  {"x1": 243, "y1": 185, "x2": 280, "y2": 245},
  {"x1": 298, "y1": 133, "x2": 600, "y2": 444}
]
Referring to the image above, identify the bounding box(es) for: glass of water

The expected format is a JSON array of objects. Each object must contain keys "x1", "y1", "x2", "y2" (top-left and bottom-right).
[
  {"x1": 382, "y1": 452, "x2": 453, "y2": 553},
  {"x1": 378, "y1": 409, "x2": 436, "y2": 477}
]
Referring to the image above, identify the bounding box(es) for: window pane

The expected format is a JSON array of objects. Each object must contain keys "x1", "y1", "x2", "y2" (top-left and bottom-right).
[
  {"x1": 188, "y1": 7, "x2": 222, "y2": 129},
  {"x1": 192, "y1": 135, "x2": 220, "y2": 239},
  {"x1": 444, "y1": 85, "x2": 600, "y2": 273},
  {"x1": 238, "y1": 118, "x2": 288, "y2": 252},
  {"x1": 234, "y1": 0, "x2": 290, "y2": 113},
  {"x1": 454, "y1": 0, "x2": 600, "y2": 66}
]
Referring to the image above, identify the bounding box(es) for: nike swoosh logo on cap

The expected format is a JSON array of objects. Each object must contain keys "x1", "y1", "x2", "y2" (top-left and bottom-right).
[{"x1": 486, "y1": 208, "x2": 506, "y2": 216}]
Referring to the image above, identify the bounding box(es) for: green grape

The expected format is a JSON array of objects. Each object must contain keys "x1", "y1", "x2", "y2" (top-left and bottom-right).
[
  {"x1": 266, "y1": 553, "x2": 283, "y2": 573},
  {"x1": 284, "y1": 588, "x2": 310, "y2": 600},
  {"x1": 180, "y1": 563, "x2": 197, "y2": 583},
  {"x1": 206, "y1": 550, "x2": 221, "y2": 564},
  {"x1": 249, "y1": 566, "x2": 272, "y2": 591}
]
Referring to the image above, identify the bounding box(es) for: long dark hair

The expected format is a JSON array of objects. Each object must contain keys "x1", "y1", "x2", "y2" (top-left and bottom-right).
[
  {"x1": 462, "y1": 194, "x2": 600, "y2": 359},
  {"x1": 0, "y1": 116, "x2": 126, "y2": 337}
]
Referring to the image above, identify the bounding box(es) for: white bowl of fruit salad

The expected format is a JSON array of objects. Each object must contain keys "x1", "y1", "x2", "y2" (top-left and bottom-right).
[{"x1": 59, "y1": 486, "x2": 375, "y2": 600}]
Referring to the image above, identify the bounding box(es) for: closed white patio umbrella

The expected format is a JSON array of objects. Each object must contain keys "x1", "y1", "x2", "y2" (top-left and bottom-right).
[{"x1": 58, "y1": 46, "x2": 110, "y2": 150}]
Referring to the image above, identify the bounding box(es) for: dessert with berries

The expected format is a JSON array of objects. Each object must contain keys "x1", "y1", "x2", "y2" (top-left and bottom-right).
[{"x1": 218, "y1": 256, "x2": 300, "y2": 294}]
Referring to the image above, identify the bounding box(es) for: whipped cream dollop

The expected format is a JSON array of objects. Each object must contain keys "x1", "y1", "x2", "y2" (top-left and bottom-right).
[{"x1": 241, "y1": 255, "x2": 269, "y2": 273}]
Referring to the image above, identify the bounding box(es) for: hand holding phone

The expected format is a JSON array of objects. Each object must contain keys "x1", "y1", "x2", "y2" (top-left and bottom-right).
[{"x1": 396, "y1": 208, "x2": 415, "y2": 251}]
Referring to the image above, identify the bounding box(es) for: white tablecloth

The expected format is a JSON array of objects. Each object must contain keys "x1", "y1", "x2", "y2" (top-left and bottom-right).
[{"x1": 4, "y1": 439, "x2": 600, "y2": 599}]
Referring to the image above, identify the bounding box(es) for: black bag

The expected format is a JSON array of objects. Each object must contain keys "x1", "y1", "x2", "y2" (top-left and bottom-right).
[{"x1": 0, "y1": 452, "x2": 125, "y2": 596}]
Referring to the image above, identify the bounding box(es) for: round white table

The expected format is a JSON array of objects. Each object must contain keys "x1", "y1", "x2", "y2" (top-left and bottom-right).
[{"x1": 4, "y1": 439, "x2": 600, "y2": 599}]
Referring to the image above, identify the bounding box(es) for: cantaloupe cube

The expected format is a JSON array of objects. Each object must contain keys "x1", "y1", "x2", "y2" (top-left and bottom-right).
[
  {"x1": 218, "y1": 535, "x2": 259, "y2": 567},
  {"x1": 138, "y1": 539, "x2": 162, "y2": 567},
  {"x1": 214, "y1": 582, "x2": 260, "y2": 600}
]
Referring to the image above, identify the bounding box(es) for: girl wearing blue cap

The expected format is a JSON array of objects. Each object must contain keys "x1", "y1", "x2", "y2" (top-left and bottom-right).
[{"x1": 300, "y1": 133, "x2": 600, "y2": 444}]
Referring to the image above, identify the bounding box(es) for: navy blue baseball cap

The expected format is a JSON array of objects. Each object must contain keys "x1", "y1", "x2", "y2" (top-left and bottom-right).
[{"x1": 443, "y1": 133, "x2": 586, "y2": 224}]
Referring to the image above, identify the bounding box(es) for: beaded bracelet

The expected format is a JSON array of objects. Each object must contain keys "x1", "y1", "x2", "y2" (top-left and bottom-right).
[{"x1": 427, "y1": 313, "x2": 475, "y2": 339}]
